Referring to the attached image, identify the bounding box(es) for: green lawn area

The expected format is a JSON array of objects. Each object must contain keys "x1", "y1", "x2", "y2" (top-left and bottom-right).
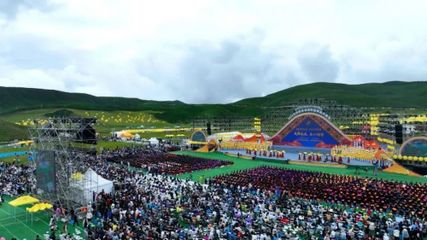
[
  {"x1": 96, "y1": 140, "x2": 140, "y2": 151},
  {"x1": 174, "y1": 151, "x2": 427, "y2": 184},
  {"x1": 0, "y1": 196, "x2": 84, "y2": 240},
  {"x1": 0, "y1": 146, "x2": 30, "y2": 153},
  {"x1": 0, "y1": 155, "x2": 30, "y2": 164}
]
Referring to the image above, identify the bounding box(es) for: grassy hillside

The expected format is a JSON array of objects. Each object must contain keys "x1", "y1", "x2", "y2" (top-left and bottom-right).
[
  {"x1": 1, "y1": 81, "x2": 426, "y2": 142},
  {"x1": 0, "y1": 86, "x2": 184, "y2": 113},
  {"x1": 1, "y1": 81, "x2": 427, "y2": 125},
  {"x1": 0, "y1": 119, "x2": 28, "y2": 142},
  {"x1": 235, "y1": 81, "x2": 427, "y2": 108},
  {"x1": 0, "y1": 87, "x2": 250, "y2": 122},
  {"x1": 0, "y1": 109, "x2": 178, "y2": 138}
]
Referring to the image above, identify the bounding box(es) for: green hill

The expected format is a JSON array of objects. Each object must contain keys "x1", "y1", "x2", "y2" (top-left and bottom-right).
[
  {"x1": 0, "y1": 119, "x2": 28, "y2": 143},
  {"x1": 0, "y1": 86, "x2": 184, "y2": 113},
  {"x1": 234, "y1": 81, "x2": 427, "y2": 108},
  {"x1": 1, "y1": 81, "x2": 427, "y2": 123},
  {"x1": 1, "y1": 81, "x2": 427, "y2": 142}
]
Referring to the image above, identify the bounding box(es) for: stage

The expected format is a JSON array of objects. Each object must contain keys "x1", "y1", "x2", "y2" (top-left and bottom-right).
[{"x1": 219, "y1": 148, "x2": 376, "y2": 167}]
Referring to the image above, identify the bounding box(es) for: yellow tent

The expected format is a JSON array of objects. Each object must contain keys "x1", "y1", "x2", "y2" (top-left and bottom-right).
[
  {"x1": 71, "y1": 172, "x2": 84, "y2": 181},
  {"x1": 26, "y1": 203, "x2": 53, "y2": 213},
  {"x1": 121, "y1": 131, "x2": 133, "y2": 139},
  {"x1": 9, "y1": 195, "x2": 39, "y2": 207}
]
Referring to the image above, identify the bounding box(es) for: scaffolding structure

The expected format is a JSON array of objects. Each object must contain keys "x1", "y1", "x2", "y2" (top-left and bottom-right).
[
  {"x1": 29, "y1": 117, "x2": 97, "y2": 208},
  {"x1": 192, "y1": 98, "x2": 370, "y2": 137}
]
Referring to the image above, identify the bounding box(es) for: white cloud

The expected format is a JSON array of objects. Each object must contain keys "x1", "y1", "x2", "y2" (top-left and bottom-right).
[{"x1": 0, "y1": 0, "x2": 426, "y2": 103}]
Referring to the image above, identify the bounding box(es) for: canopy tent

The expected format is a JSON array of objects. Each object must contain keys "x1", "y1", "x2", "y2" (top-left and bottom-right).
[
  {"x1": 26, "y1": 203, "x2": 53, "y2": 213},
  {"x1": 71, "y1": 172, "x2": 84, "y2": 181},
  {"x1": 229, "y1": 133, "x2": 270, "y2": 143},
  {"x1": 148, "y1": 137, "x2": 159, "y2": 146},
  {"x1": 70, "y1": 168, "x2": 114, "y2": 204},
  {"x1": 113, "y1": 131, "x2": 134, "y2": 140},
  {"x1": 244, "y1": 134, "x2": 268, "y2": 143},
  {"x1": 8, "y1": 195, "x2": 41, "y2": 224},
  {"x1": 232, "y1": 135, "x2": 245, "y2": 142},
  {"x1": 9, "y1": 195, "x2": 39, "y2": 207}
]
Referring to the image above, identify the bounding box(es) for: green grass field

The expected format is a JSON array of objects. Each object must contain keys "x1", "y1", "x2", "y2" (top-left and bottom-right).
[
  {"x1": 0, "y1": 146, "x2": 30, "y2": 153},
  {"x1": 0, "y1": 196, "x2": 84, "y2": 240},
  {"x1": 175, "y1": 151, "x2": 427, "y2": 184},
  {"x1": 0, "y1": 155, "x2": 29, "y2": 164}
]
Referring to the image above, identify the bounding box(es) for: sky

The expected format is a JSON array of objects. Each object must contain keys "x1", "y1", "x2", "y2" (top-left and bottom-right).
[{"x1": 0, "y1": 0, "x2": 426, "y2": 103}]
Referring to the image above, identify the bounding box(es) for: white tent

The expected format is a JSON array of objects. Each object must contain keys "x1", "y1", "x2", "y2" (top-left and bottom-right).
[
  {"x1": 148, "y1": 137, "x2": 159, "y2": 146},
  {"x1": 70, "y1": 168, "x2": 114, "y2": 204}
]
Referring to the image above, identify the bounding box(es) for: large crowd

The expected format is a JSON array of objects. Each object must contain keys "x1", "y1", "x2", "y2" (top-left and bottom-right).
[
  {"x1": 82, "y1": 161, "x2": 427, "y2": 239},
  {"x1": 0, "y1": 161, "x2": 36, "y2": 196},
  {"x1": 0, "y1": 148, "x2": 427, "y2": 239},
  {"x1": 104, "y1": 147, "x2": 232, "y2": 175},
  {"x1": 213, "y1": 167, "x2": 427, "y2": 218}
]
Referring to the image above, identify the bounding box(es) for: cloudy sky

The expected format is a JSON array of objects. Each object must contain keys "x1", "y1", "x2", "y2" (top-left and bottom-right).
[{"x1": 0, "y1": 0, "x2": 426, "y2": 103}]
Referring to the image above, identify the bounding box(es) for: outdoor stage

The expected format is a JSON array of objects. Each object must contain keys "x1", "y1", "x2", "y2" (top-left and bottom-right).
[
  {"x1": 219, "y1": 148, "x2": 375, "y2": 167},
  {"x1": 215, "y1": 110, "x2": 390, "y2": 168}
]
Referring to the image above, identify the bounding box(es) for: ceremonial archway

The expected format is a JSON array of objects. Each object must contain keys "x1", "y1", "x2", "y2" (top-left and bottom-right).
[{"x1": 270, "y1": 112, "x2": 351, "y2": 148}]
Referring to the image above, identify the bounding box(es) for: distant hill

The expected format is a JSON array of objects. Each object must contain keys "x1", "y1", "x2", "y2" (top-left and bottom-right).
[
  {"x1": 0, "y1": 86, "x2": 184, "y2": 113},
  {"x1": 0, "y1": 119, "x2": 28, "y2": 143},
  {"x1": 235, "y1": 81, "x2": 427, "y2": 108},
  {"x1": 1, "y1": 81, "x2": 427, "y2": 123}
]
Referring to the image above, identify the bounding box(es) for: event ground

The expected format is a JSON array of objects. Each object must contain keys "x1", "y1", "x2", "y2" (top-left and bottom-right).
[
  {"x1": 0, "y1": 197, "x2": 84, "y2": 239},
  {"x1": 1, "y1": 151, "x2": 427, "y2": 239},
  {"x1": 174, "y1": 151, "x2": 427, "y2": 184}
]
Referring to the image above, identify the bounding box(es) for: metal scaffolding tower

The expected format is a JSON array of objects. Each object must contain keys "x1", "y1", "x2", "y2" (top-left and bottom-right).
[{"x1": 29, "y1": 117, "x2": 96, "y2": 208}]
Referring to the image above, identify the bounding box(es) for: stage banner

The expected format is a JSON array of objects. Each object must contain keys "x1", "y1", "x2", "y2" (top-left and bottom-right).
[{"x1": 281, "y1": 117, "x2": 339, "y2": 148}]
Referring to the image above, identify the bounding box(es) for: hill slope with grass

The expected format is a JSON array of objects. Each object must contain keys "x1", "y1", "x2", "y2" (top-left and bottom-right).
[
  {"x1": 0, "y1": 119, "x2": 28, "y2": 142},
  {"x1": 234, "y1": 81, "x2": 427, "y2": 108},
  {"x1": 1, "y1": 81, "x2": 427, "y2": 123}
]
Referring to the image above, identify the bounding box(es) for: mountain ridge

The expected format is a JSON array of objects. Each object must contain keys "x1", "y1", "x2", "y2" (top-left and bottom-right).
[{"x1": 1, "y1": 81, "x2": 427, "y2": 123}]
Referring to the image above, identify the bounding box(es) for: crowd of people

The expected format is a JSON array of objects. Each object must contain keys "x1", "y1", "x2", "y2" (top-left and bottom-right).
[
  {"x1": 213, "y1": 167, "x2": 427, "y2": 218},
  {"x1": 1, "y1": 147, "x2": 427, "y2": 239},
  {"x1": 81, "y1": 160, "x2": 427, "y2": 239},
  {"x1": 0, "y1": 161, "x2": 35, "y2": 196},
  {"x1": 104, "y1": 147, "x2": 232, "y2": 175}
]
